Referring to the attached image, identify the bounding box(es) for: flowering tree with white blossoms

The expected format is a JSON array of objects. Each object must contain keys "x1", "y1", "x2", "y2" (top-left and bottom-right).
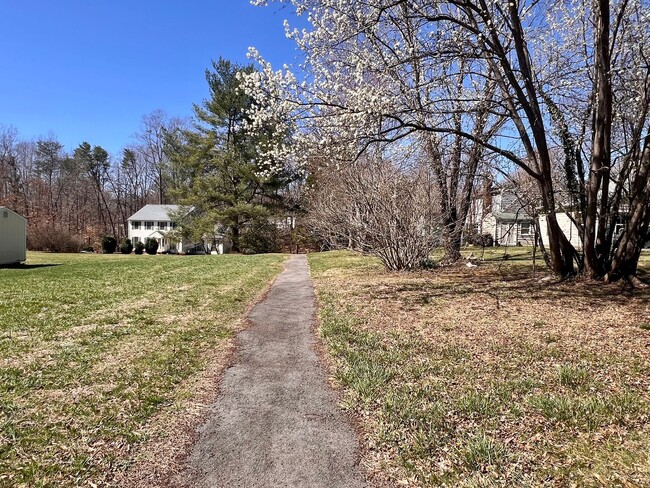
[
  {"x1": 243, "y1": 1, "x2": 505, "y2": 267},
  {"x1": 245, "y1": 0, "x2": 650, "y2": 283}
]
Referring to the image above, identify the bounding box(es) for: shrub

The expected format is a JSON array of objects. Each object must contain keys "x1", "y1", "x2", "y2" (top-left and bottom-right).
[
  {"x1": 134, "y1": 241, "x2": 145, "y2": 255},
  {"x1": 29, "y1": 225, "x2": 82, "y2": 253},
  {"x1": 144, "y1": 237, "x2": 159, "y2": 255},
  {"x1": 240, "y1": 221, "x2": 280, "y2": 254},
  {"x1": 288, "y1": 223, "x2": 320, "y2": 253},
  {"x1": 101, "y1": 235, "x2": 117, "y2": 254},
  {"x1": 466, "y1": 231, "x2": 494, "y2": 247},
  {"x1": 120, "y1": 237, "x2": 133, "y2": 254}
]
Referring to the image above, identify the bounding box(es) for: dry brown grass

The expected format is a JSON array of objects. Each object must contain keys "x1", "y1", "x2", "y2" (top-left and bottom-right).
[
  {"x1": 114, "y1": 337, "x2": 235, "y2": 488},
  {"x1": 309, "y1": 249, "x2": 650, "y2": 487}
]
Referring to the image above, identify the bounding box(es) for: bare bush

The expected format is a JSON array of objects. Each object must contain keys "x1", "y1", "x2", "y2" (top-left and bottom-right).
[
  {"x1": 29, "y1": 225, "x2": 83, "y2": 253},
  {"x1": 308, "y1": 157, "x2": 441, "y2": 270}
]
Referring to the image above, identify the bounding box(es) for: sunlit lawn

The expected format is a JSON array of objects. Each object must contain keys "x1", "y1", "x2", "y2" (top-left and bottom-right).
[
  {"x1": 0, "y1": 251, "x2": 285, "y2": 487},
  {"x1": 310, "y1": 249, "x2": 650, "y2": 487}
]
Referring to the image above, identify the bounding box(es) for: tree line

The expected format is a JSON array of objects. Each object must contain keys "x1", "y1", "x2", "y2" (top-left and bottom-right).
[
  {"x1": 0, "y1": 59, "x2": 301, "y2": 253},
  {"x1": 0, "y1": 111, "x2": 179, "y2": 251}
]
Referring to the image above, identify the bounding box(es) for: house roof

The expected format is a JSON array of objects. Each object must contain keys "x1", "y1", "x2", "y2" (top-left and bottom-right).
[
  {"x1": 127, "y1": 204, "x2": 192, "y2": 221},
  {"x1": 493, "y1": 211, "x2": 532, "y2": 222}
]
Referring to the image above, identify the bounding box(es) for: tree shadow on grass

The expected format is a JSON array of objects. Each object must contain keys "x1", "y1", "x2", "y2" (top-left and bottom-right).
[
  {"x1": 0, "y1": 263, "x2": 62, "y2": 270},
  {"x1": 368, "y1": 264, "x2": 650, "y2": 309}
]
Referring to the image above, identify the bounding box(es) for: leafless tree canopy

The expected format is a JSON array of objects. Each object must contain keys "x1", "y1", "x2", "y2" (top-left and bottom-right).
[{"x1": 0, "y1": 112, "x2": 185, "y2": 249}]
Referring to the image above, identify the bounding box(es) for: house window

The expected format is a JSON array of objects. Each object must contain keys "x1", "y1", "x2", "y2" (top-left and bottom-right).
[
  {"x1": 520, "y1": 222, "x2": 532, "y2": 236},
  {"x1": 172, "y1": 222, "x2": 178, "y2": 229},
  {"x1": 145, "y1": 221, "x2": 153, "y2": 230},
  {"x1": 159, "y1": 221, "x2": 167, "y2": 230},
  {"x1": 132, "y1": 237, "x2": 140, "y2": 244},
  {"x1": 132, "y1": 221, "x2": 140, "y2": 230}
]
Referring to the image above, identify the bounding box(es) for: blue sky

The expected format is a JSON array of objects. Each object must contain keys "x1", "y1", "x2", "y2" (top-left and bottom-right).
[{"x1": 0, "y1": 1, "x2": 303, "y2": 155}]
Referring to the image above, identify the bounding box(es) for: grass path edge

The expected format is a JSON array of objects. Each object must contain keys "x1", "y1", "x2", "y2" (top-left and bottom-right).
[{"x1": 112, "y1": 254, "x2": 291, "y2": 488}]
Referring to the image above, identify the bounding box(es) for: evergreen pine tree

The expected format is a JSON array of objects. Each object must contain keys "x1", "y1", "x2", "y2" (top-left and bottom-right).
[{"x1": 166, "y1": 58, "x2": 292, "y2": 253}]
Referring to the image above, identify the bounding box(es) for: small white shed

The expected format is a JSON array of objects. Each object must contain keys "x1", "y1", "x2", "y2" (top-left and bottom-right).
[{"x1": 0, "y1": 206, "x2": 27, "y2": 265}]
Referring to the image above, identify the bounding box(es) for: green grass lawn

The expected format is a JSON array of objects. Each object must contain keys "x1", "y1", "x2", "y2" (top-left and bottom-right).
[
  {"x1": 0, "y1": 251, "x2": 286, "y2": 488},
  {"x1": 310, "y1": 250, "x2": 650, "y2": 487}
]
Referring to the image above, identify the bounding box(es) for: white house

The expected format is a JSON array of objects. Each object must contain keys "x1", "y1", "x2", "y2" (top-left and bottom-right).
[
  {"x1": 474, "y1": 186, "x2": 650, "y2": 250},
  {"x1": 128, "y1": 204, "x2": 198, "y2": 254},
  {"x1": 478, "y1": 190, "x2": 535, "y2": 246},
  {"x1": 0, "y1": 206, "x2": 27, "y2": 265},
  {"x1": 538, "y1": 213, "x2": 583, "y2": 249},
  {"x1": 474, "y1": 189, "x2": 583, "y2": 248},
  {"x1": 127, "y1": 204, "x2": 229, "y2": 254}
]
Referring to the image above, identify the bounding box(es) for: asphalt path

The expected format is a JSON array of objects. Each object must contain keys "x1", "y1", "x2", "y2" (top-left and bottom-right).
[{"x1": 180, "y1": 254, "x2": 367, "y2": 488}]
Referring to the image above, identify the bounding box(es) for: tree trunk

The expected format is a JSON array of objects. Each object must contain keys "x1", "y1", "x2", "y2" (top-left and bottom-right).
[
  {"x1": 583, "y1": 0, "x2": 612, "y2": 279},
  {"x1": 539, "y1": 177, "x2": 575, "y2": 276},
  {"x1": 608, "y1": 226, "x2": 647, "y2": 284},
  {"x1": 533, "y1": 217, "x2": 552, "y2": 269},
  {"x1": 231, "y1": 225, "x2": 240, "y2": 253},
  {"x1": 440, "y1": 223, "x2": 462, "y2": 265},
  {"x1": 607, "y1": 135, "x2": 650, "y2": 283}
]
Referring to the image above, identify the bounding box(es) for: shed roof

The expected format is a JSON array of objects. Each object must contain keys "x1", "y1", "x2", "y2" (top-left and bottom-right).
[
  {"x1": 0, "y1": 206, "x2": 27, "y2": 221},
  {"x1": 127, "y1": 205, "x2": 192, "y2": 221}
]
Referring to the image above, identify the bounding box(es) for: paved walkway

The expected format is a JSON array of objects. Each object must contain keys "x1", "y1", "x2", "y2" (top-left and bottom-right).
[{"x1": 180, "y1": 255, "x2": 367, "y2": 488}]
